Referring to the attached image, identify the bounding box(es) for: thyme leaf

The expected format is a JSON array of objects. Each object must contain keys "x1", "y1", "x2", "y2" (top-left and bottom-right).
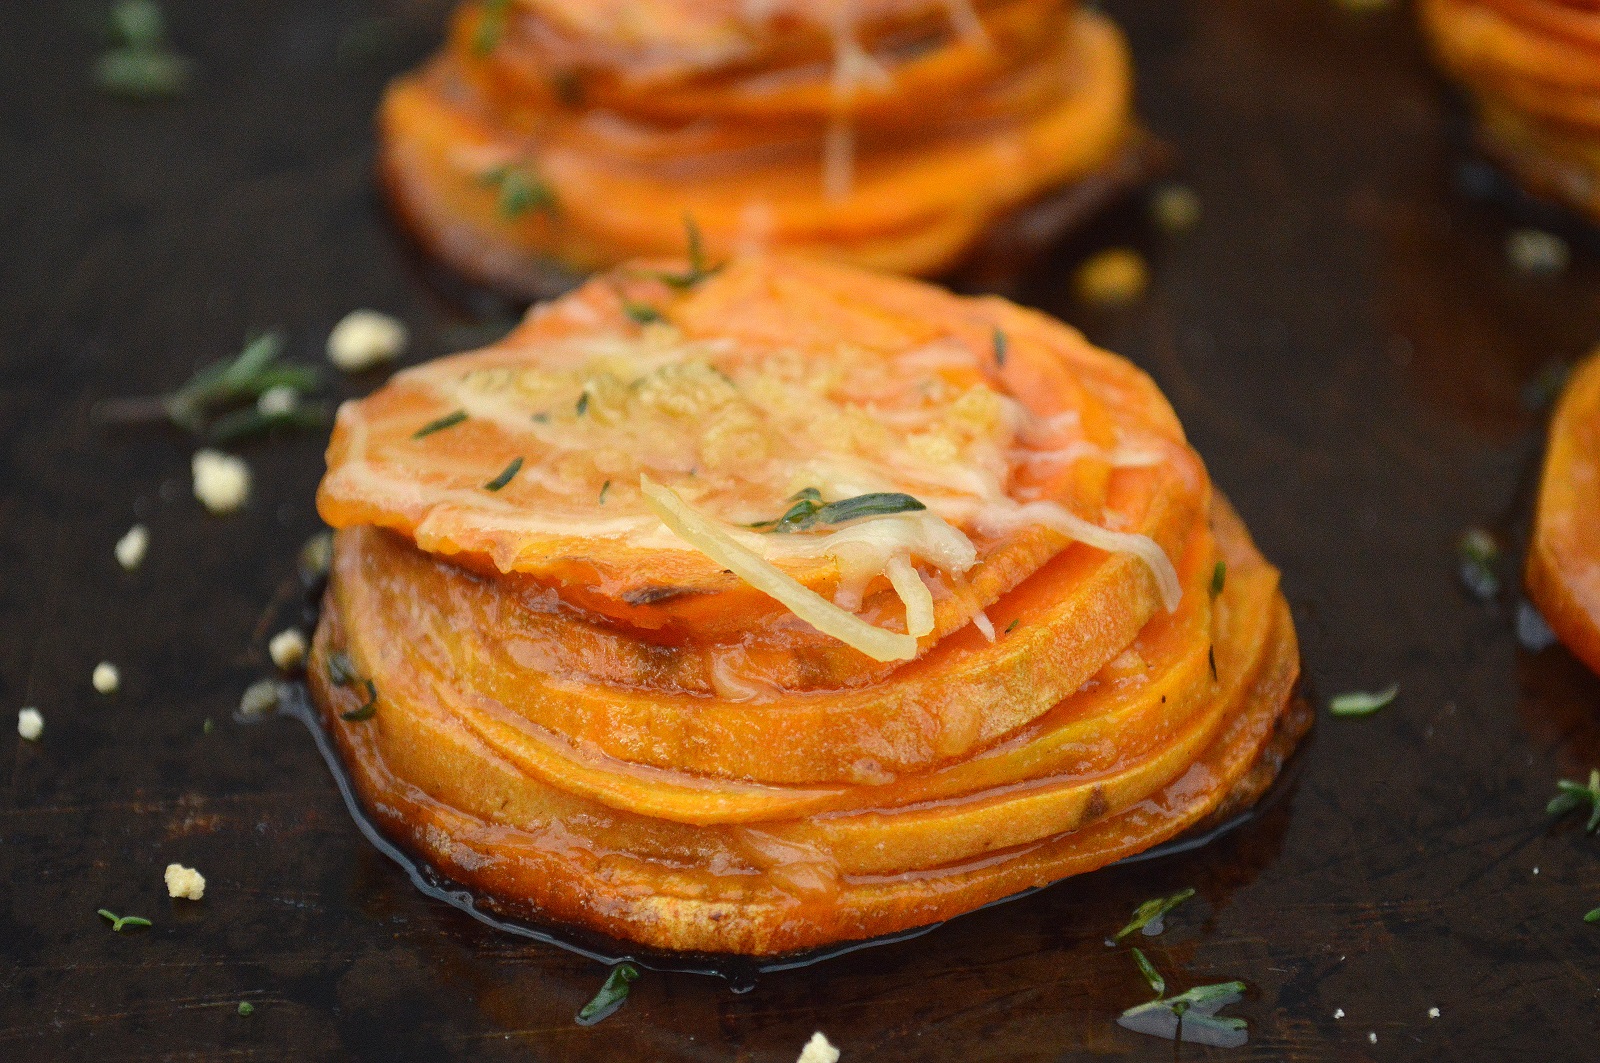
[
  {"x1": 97, "y1": 1, "x2": 192, "y2": 99},
  {"x1": 1547, "y1": 769, "x2": 1600, "y2": 833},
  {"x1": 481, "y1": 164, "x2": 556, "y2": 218},
  {"x1": 1329, "y1": 684, "x2": 1399, "y2": 717},
  {"x1": 1210, "y1": 560, "x2": 1227, "y2": 598},
  {"x1": 575, "y1": 964, "x2": 639, "y2": 1026},
  {"x1": 99, "y1": 909, "x2": 152, "y2": 932},
  {"x1": 622, "y1": 301, "x2": 664, "y2": 325},
  {"x1": 485, "y1": 456, "x2": 524, "y2": 491},
  {"x1": 645, "y1": 217, "x2": 723, "y2": 289},
  {"x1": 97, "y1": 332, "x2": 321, "y2": 436},
  {"x1": 1457, "y1": 527, "x2": 1501, "y2": 601},
  {"x1": 1132, "y1": 948, "x2": 1165, "y2": 997},
  {"x1": 993, "y1": 327, "x2": 1008, "y2": 367},
  {"x1": 752, "y1": 492, "x2": 927, "y2": 533},
  {"x1": 1114, "y1": 887, "x2": 1196, "y2": 942},
  {"x1": 413, "y1": 409, "x2": 468, "y2": 439},
  {"x1": 339, "y1": 679, "x2": 378, "y2": 722}
]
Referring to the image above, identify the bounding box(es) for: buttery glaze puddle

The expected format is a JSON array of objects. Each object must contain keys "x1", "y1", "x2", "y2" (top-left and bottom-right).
[{"x1": 278, "y1": 682, "x2": 1297, "y2": 990}]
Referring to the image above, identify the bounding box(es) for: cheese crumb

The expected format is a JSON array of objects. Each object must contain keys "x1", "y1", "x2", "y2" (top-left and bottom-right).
[
  {"x1": 796, "y1": 1032, "x2": 840, "y2": 1063},
  {"x1": 256, "y1": 384, "x2": 299, "y2": 416},
  {"x1": 238, "y1": 679, "x2": 285, "y2": 720},
  {"x1": 93, "y1": 662, "x2": 120, "y2": 694},
  {"x1": 115, "y1": 524, "x2": 149, "y2": 570},
  {"x1": 268, "y1": 628, "x2": 307, "y2": 672},
  {"x1": 192, "y1": 450, "x2": 251, "y2": 514},
  {"x1": 328, "y1": 309, "x2": 407, "y2": 372},
  {"x1": 18, "y1": 707, "x2": 43, "y2": 741},
  {"x1": 1333, "y1": 1008, "x2": 1344, "y2": 1019},
  {"x1": 164, "y1": 863, "x2": 206, "y2": 900},
  {"x1": 1369, "y1": 1032, "x2": 1377, "y2": 1044},
  {"x1": 1428, "y1": 1007, "x2": 1440, "y2": 1019},
  {"x1": 1506, "y1": 228, "x2": 1569, "y2": 275}
]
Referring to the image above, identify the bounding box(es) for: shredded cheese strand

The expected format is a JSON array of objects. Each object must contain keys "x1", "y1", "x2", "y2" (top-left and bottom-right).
[
  {"x1": 885, "y1": 555, "x2": 935, "y2": 638},
  {"x1": 996, "y1": 501, "x2": 1183, "y2": 613},
  {"x1": 641, "y1": 476, "x2": 919, "y2": 662}
]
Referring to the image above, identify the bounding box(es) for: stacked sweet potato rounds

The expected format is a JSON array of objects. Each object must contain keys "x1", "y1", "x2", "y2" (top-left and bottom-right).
[
  {"x1": 1528, "y1": 350, "x2": 1600, "y2": 677},
  {"x1": 378, "y1": 0, "x2": 1148, "y2": 294},
  {"x1": 1421, "y1": 0, "x2": 1600, "y2": 222},
  {"x1": 309, "y1": 256, "x2": 1306, "y2": 956}
]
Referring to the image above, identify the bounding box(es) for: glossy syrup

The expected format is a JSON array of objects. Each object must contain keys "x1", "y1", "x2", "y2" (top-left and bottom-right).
[{"x1": 276, "y1": 682, "x2": 1289, "y2": 992}]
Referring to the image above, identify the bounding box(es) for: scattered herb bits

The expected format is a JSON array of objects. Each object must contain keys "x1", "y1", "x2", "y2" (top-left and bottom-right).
[
  {"x1": 992, "y1": 327, "x2": 1008, "y2": 368},
  {"x1": 1456, "y1": 527, "x2": 1501, "y2": 601},
  {"x1": 481, "y1": 164, "x2": 556, "y2": 219},
  {"x1": 238, "y1": 1001, "x2": 255, "y2": 1016},
  {"x1": 413, "y1": 409, "x2": 468, "y2": 439},
  {"x1": 1117, "y1": 974, "x2": 1249, "y2": 1049},
  {"x1": 1210, "y1": 560, "x2": 1227, "y2": 598},
  {"x1": 1113, "y1": 887, "x2": 1196, "y2": 942},
  {"x1": 1131, "y1": 948, "x2": 1165, "y2": 997},
  {"x1": 646, "y1": 217, "x2": 722, "y2": 289},
  {"x1": 1547, "y1": 769, "x2": 1600, "y2": 833},
  {"x1": 1328, "y1": 684, "x2": 1398, "y2": 717},
  {"x1": 484, "y1": 456, "x2": 524, "y2": 492},
  {"x1": 325, "y1": 651, "x2": 379, "y2": 721},
  {"x1": 95, "y1": 0, "x2": 192, "y2": 100},
  {"x1": 575, "y1": 963, "x2": 639, "y2": 1026},
  {"x1": 1585, "y1": 907, "x2": 1599, "y2": 924},
  {"x1": 622, "y1": 301, "x2": 664, "y2": 325},
  {"x1": 98, "y1": 909, "x2": 152, "y2": 932},
  {"x1": 98, "y1": 332, "x2": 320, "y2": 436},
  {"x1": 750, "y1": 491, "x2": 927, "y2": 533}
]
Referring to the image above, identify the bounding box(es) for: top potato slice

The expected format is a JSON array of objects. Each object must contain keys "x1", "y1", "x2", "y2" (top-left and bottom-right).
[{"x1": 319, "y1": 257, "x2": 1195, "y2": 642}]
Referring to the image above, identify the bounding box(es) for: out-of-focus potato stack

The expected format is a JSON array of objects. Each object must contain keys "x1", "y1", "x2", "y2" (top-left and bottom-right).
[
  {"x1": 378, "y1": 0, "x2": 1149, "y2": 294},
  {"x1": 1421, "y1": 0, "x2": 1600, "y2": 222}
]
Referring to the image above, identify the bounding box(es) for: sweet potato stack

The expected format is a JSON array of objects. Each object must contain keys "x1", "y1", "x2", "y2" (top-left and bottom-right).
[
  {"x1": 1527, "y1": 349, "x2": 1600, "y2": 676},
  {"x1": 1421, "y1": 0, "x2": 1600, "y2": 222},
  {"x1": 378, "y1": 0, "x2": 1148, "y2": 295},
  {"x1": 309, "y1": 256, "x2": 1305, "y2": 956}
]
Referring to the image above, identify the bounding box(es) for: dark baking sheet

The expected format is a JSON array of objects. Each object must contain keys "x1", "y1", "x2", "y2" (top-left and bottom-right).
[{"x1": 4, "y1": 1, "x2": 1600, "y2": 1060}]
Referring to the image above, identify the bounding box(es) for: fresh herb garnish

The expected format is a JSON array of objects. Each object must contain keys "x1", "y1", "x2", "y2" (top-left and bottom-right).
[
  {"x1": 1118, "y1": 978, "x2": 1249, "y2": 1048},
  {"x1": 645, "y1": 217, "x2": 723, "y2": 289},
  {"x1": 1208, "y1": 645, "x2": 1218, "y2": 682},
  {"x1": 98, "y1": 909, "x2": 152, "y2": 932},
  {"x1": 207, "y1": 398, "x2": 328, "y2": 444},
  {"x1": 326, "y1": 651, "x2": 378, "y2": 721},
  {"x1": 474, "y1": 0, "x2": 512, "y2": 55},
  {"x1": 993, "y1": 327, "x2": 1008, "y2": 368},
  {"x1": 1210, "y1": 560, "x2": 1227, "y2": 598},
  {"x1": 1586, "y1": 907, "x2": 1600, "y2": 924},
  {"x1": 1457, "y1": 527, "x2": 1501, "y2": 601},
  {"x1": 1005, "y1": 618, "x2": 1020, "y2": 634},
  {"x1": 96, "y1": 0, "x2": 193, "y2": 100},
  {"x1": 413, "y1": 409, "x2": 468, "y2": 439},
  {"x1": 575, "y1": 392, "x2": 590, "y2": 417},
  {"x1": 575, "y1": 964, "x2": 639, "y2": 1026},
  {"x1": 1114, "y1": 887, "x2": 1196, "y2": 942},
  {"x1": 97, "y1": 332, "x2": 321, "y2": 436},
  {"x1": 750, "y1": 491, "x2": 927, "y2": 533},
  {"x1": 1547, "y1": 769, "x2": 1600, "y2": 833},
  {"x1": 1131, "y1": 948, "x2": 1165, "y2": 997},
  {"x1": 237, "y1": 1001, "x2": 255, "y2": 1016},
  {"x1": 622, "y1": 301, "x2": 665, "y2": 325},
  {"x1": 599, "y1": 480, "x2": 611, "y2": 504},
  {"x1": 481, "y1": 164, "x2": 556, "y2": 218},
  {"x1": 485, "y1": 456, "x2": 524, "y2": 491},
  {"x1": 1329, "y1": 684, "x2": 1398, "y2": 717}
]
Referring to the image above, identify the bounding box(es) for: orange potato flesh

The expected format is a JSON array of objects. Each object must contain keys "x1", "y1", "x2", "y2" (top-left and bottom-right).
[
  {"x1": 1420, "y1": 0, "x2": 1600, "y2": 221},
  {"x1": 1527, "y1": 349, "x2": 1600, "y2": 676},
  {"x1": 310, "y1": 496, "x2": 1300, "y2": 955},
  {"x1": 318, "y1": 257, "x2": 1201, "y2": 686},
  {"x1": 376, "y1": 4, "x2": 1136, "y2": 281}
]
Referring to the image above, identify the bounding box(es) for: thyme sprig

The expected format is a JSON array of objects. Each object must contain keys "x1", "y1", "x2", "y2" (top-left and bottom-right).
[
  {"x1": 481, "y1": 164, "x2": 556, "y2": 218},
  {"x1": 575, "y1": 964, "x2": 639, "y2": 1026},
  {"x1": 1329, "y1": 684, "x2": 1398, "y2": 717},
  {"x1": 1547, "y1": 769, "x2": 1600, "y2": 833},
  {"x1": 1117, "y1": 952, "x2": 1248, "y2": 1048},
  {"x1": 1113, "y1": 888, "x2": 1196, "y2": 942},
  {"x1": 643, "y1": 217, "x2": 723, "y2": 290},
  {"x1": 750, "y1": 489, "x2": 927, "y2": 533},
  {"x1": 97, "y1": 333, "x2": 322, "y2": 438},
  {"x1": 326, "y1": 651, "x2": 378, "y2": 722},
  {"x1": 99, "y1": 909, "x2": 152, "y2": 932},
  {"x1": 96, "y1": 0, "x2": 193, "y2": 100}
]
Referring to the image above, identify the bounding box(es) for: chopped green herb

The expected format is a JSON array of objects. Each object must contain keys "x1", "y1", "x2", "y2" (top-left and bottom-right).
[
  {"x1": 97, "y1": 332, "x2": 320, "y2": 435},
  {"x1": 1114, "y1": 887, "x2": 1196, "y2": 942},
  {"x1": 1585, "y1": 907, "x2": 1600, "y2": 924},
  {"x1": 413, "y1": 409, "x2": 468, "y2": 439},
  {"x1": 238, "y1": 1001, "x2": 255, "y2": 1016},
  {"x1": 1457, "y1": 527, "x2": 1501, "y2": 601},
  {"x1": 622, "y1": 301, "x2": 664, "y2": 325},
  {"x1": 1004, "y1": 618, "x2": 1020, "y2": 634},
  {"x1": 98, "y1": 909, "x2": 152, "y2": 932},
  {"x1": 532, "y1": 411, "x2": 551, "y2": 423},
  {"x1": 326, "y1": 650, "x2": 357, "y2": 687},
  {"x1": 1547, "y1": 769, "x2": 1600, "y2": 833},
  {"x1": 1208, "y1": 645, "x2": 1217, "y2": 682},
  {"x1": 993, "y1": 327, "x2": 1008, "y2": 368},
  {"x1": 96, "y1": 1, "x2": 192, "y2": 100},
  {"x1": 208, "y1": 402, "x2": 328, "y2": 443},
  {"x1": 485, "y1": 456, "x2": 524, "y2": 491},
  {"x1": 481, "y1": 164, "x2": 556, "y2": 218},
  {"x1": 1210, "y1": 560, "x2": 1227, "y2": 598},
  {"x1": 1117, "y1": 973, "x2": 1248, "y2": 1049},
  {"x1": 298, "y1": 530, "x2": 335, "y2": 585},
  {"x1": 599, "y1": 480, "x2": 611, "y2": 504},
  {"x1": 340, "y1": 679, "x2": 378, "y2": 722},
  {"x1": 575, "y1": 963, "x2": 639, "y2": 1026},
  {"x1": 575, "y1": 392, "x2": 589, "y2": 417},
  {"x1": 203, "y1": 718, "x2": 214, "y2": 734},
  {"x1": 1131, "y1": 948, "x2": 1165, "y2": 997},
  {"x1": 752, "y1": 491, "x2": 927, "y2": 533},
  {"x1": 645, "y1": 217, "x2": 723, "y2": 289},
  {"x1": 474, "y1": 0, "x2": 512, "y2": 54},
  {"x1": 1329, "y1": 684, "x2": 1399, "y2": 717}
]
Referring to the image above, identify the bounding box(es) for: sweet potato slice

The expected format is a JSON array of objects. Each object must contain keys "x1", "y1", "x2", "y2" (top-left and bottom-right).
[{"x1": 1527, "y1": 349, "x2": 1600, "y2": 676}]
